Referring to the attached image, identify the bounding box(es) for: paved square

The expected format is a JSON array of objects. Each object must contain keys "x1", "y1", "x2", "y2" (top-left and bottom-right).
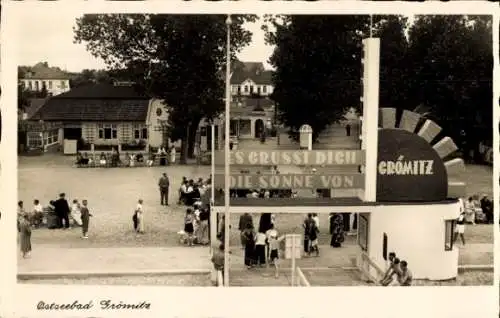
[{"x1": 19, "y1": 154, "x2": 210, "y2": 247}]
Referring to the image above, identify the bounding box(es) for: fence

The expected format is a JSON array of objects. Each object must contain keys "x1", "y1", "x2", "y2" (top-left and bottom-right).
[
  {"x1": 217, "y1": 270, "x2": 224, "y2": 287},
  {"x1": 357, "y1": 252, "x2": 384, "y2": 286},
  {"x1": 295, "y1": 266, "x2": 311, "y2": 287}
]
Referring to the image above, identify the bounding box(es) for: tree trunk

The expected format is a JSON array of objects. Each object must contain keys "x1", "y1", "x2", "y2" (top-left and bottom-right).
[
  {"x1": 180, "y1": 125, "x2": 190, "y2": 164},
  {"x1": 187, "y1": 118, "x2": 201, "y2": 159}
]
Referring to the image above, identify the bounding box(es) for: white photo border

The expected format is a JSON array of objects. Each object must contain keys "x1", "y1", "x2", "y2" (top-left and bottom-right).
[{"x1": 1, "y1": 1, "x2": 499, "y2": 318}]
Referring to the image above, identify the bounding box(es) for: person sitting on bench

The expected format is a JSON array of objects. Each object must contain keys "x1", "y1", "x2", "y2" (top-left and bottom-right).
[
  {"x1": 76, "y1": 152, "x2": 90, "y2": 166},
  {"x1": 99, "y1": 152, "x2": 107, "y2": 166}
]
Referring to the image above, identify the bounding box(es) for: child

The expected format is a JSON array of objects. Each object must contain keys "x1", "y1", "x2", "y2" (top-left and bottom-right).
[
  {"x1": 255, "y1": 231, "x2": 267, "y2": 267},
  {"x1": 211, "y1": 244, "x2": 225, "y2": 286},
  {"x1": 184, "y1": 209, "x2": 195, "y2": 246},
  {"x1": 309, "y1": 218, "x2": 320, "y2": 257},
  {"x1": 381, "y1": 257, "x2": 401, "y2": 286},
  {"x1": 71, "y1": 199, "x2": 82, "y2": 227},
  {"x1": 135, "y1": 199, "x2": 145, "y2": 234},
  {"x1": 80, "y1": 199, "x2": 92, "y2": 239},
  {"x1": 265, "y1": 224, "x2": 285, "y2": 278}
]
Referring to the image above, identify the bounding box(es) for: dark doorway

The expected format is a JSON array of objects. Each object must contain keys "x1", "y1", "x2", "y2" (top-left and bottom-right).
[
  {"x1": 254, "y1": 119, "x2": 264, "y2": 138},
  {"x1": 64, "y1": 128, "x2": 82, "y2": 140}
]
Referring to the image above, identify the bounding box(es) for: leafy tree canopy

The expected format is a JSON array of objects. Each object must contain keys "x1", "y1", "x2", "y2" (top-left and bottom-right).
[
  {"x1": 264, "y1": 14, "x2": 492, "y2": 149},
  {"x1": 74, "y1": 14, "x2": 256, "y2": 162}
]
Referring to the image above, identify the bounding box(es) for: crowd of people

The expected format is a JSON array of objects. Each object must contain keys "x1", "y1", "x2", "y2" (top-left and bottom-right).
[
  {"x1": 17, "y1": 193, "x2": 94, "y2": 258},
  {"x1": 75, "y1": 145, "x2": 177, "y2": 168}
]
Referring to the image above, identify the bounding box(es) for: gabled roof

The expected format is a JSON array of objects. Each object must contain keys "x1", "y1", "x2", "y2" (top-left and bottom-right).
[
  {"x1": 20, "y1": 63, "x2": 72, "y2": 80},
  {"x1": 30, "y1": 83, "x2": 150, "y2": 122},
  {"x1": 231, "y1": 61, "x2": 273, "y2": 85}
]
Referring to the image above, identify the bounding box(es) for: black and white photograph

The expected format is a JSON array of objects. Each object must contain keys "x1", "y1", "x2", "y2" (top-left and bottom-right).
[{"x1": 13, "y1": 11, "x2": 494, "y2": 290}]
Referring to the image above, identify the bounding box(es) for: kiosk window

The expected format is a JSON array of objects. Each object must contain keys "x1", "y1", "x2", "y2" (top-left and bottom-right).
[
  {"x1": 382, "y1": 233, "x2": 388, "y2": 260},
  {"x1": 444, "y1": 219, "x2": 456, "y2": 251},
  {"x1": 358, "y1": 214, "x2": 368, "y2": 252}
]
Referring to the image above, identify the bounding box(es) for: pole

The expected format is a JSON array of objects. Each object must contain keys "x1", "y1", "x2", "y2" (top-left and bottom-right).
[
  {"x1": 291, "y1": 236, "x2": 296, "y2": 286},
  {"x1": 210, "y1": 123, "x2": 215, "y2": 253},
  {"x1": 223, "y1": 14, "x2": 232, "y2": 287}
]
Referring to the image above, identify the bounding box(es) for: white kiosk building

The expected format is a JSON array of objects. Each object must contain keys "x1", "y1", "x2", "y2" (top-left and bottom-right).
[{"x1": 213, "y1": 38, "x2": 466, "y2": 283}]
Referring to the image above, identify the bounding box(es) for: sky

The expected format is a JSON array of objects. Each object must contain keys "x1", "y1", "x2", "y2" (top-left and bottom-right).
[
  {"x1": 17, "y1": 14, "x2": 413, "y2": 73},
  {"x1": 17, "y1": 14, "x2": 274, "y2": 73}
]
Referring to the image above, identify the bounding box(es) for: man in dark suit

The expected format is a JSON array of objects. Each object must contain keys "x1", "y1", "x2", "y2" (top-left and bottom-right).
[
  {"x1": 158, "y1": 173, "x2": 170, "y2": 205},
  {"x1": 54, "y1": 193, "x2": 71, "y2": 228}
]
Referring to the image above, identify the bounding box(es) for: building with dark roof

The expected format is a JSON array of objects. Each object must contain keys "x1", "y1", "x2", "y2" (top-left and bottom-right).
[
  {"x1": 19, "y1": 62, "x2": 72, "y2": 96},
  {"x1": 20, "y1": 83, "x2": 192, "y2": 154}
]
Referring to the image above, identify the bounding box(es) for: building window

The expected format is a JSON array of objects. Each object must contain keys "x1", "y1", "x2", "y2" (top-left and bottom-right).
[
  {"x1": 249, "y1": 85, "x2": 254, "y2": 94},
  {"x1": 61, "y1": 80, "x2": 66, "y2": 89},
  {"x1": 262, "y1": 85, "x2": 267, "y2": 94},
  {"x1": 133, "y1": 124, "x2": 148, "y2": 139},
  {"x1": 358, "y1": 214, "x2": 369, "y2": 252},
  {"x1": 444, "y1": 219, "x2": 456, "y2": 251},
  {"x1": 35, "y1": 81, "x2": 39, "y2": 91},
  {"x1": 257, "y1": 86, "x2": 261, "y2": 95},
  {"x1": 98, "y1": 124, "x2": 118, "y2": 140},
  {"x1": 237, "y1": 86, "x2": 241, "y2": 94},
  {"x1": 45, "y1": 129, "x2": 58, "y2": 145},
  {"x1": 48, "y1": 81, "x2": 53, "y2": 89},
  {"x1": 244, "y1": 85, "x2": 249, "y2": 93},
  {"x1": 28, "y1": 81, "x2": 33, "y2": 90}
]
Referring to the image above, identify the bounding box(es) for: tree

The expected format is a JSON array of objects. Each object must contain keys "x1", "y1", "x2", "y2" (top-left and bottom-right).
[
  {"x1": 70, "y1": 69, "x2": 113, "y2": 88},
  {"x1": 406, "y1": 15, "x2": 493, "y2": 153},
  {"x1": 372, "y1": 15, "x2": 410, "y2": 111},
  {"x1": 263, "y1": 15, "x2": 369, "y2": 141},
  {"x1": 74, "y1": 14, "x2": 256, "y2": 163},
  {"x1": 17, "y1": 69, "x2": 30, "y2": 111}
]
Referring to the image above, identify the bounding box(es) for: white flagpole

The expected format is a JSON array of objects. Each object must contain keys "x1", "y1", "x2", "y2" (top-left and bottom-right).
[{"x1": 223, "y1": 14, "x2": 232, "y2": 287}]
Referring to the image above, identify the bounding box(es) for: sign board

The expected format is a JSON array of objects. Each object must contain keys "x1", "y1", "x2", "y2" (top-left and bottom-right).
[
  {"x1": 285, "y1": 234, "x2": 302, "y2": 259},
  {"x1": 213, "y1": 174, "x2": 364, "y2": 189},
  {"x1": 376, "y1": 129, "x2": 448, "y2": 202},
  {"x1": 214, "y1": 150, "x2": 365, "y2": 166}
]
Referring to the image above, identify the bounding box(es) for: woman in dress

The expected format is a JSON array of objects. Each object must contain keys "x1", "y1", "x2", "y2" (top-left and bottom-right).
[
  {"x1": 242, "y1": 224, "x2": 256, "y2": 269},
  {"x1": 184, "y1": 209, "x2": 195, "y2": 246},
  {"x1": 19, "y1": 214, "x2": 32, "y2": 258},
  {"x1": 330, "y1": 213, "x2": 345, "y2": 248},
  {"x1": 135, "y1": 199, "x2": 145, "y2": 234},
  {"x1": 170, "y1": 146, "x2": 176, "y2": 165}
]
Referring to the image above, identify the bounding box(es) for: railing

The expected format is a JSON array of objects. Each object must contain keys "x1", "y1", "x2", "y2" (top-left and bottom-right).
[
  {"x1": 295, "y1": 266, "x2": 311, "y2": 287},
  {"x1": 358, "y1": 252, "x2": 384, "y2": 286}
]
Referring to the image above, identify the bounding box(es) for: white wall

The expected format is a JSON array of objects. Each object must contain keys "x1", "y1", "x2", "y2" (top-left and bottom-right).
[
  {"x1": 22, "y1": 79, "x2": 70, "y2": 96},
  {"x1": 146, "y1": 99, "x2": 182, "y2": 149},
  {"x1": 231, "y1": 81, "x2": 274, "y2": 96},
  {"x1": 366, "y1": 201, "x2": 460, "y2": 280}
]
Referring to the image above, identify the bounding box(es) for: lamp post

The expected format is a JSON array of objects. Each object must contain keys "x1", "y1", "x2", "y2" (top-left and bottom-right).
[{"x1": 223, "y1": 14, "x2": 232, "y2": 287}]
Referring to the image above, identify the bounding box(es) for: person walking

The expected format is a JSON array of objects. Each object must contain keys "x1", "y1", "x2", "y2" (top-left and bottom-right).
[
  {"x1": 330, "y1": 213, "x2": 345, "y2": 248},
  {"x1": 80, "y1": 199, "x2": 92, "y2": 239},
  {"x1": 19, "y1": 214, "x2": 32, "y2": 258},
  {"x1": 453, "y1": 210, "x2": 466, "y2": 246},
  {"x1": 54, "y1": 193, "x2": 71, "y2": 229},
  {"x1": 159, "y1": 173, "x2": 170, "y2": 206}
]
